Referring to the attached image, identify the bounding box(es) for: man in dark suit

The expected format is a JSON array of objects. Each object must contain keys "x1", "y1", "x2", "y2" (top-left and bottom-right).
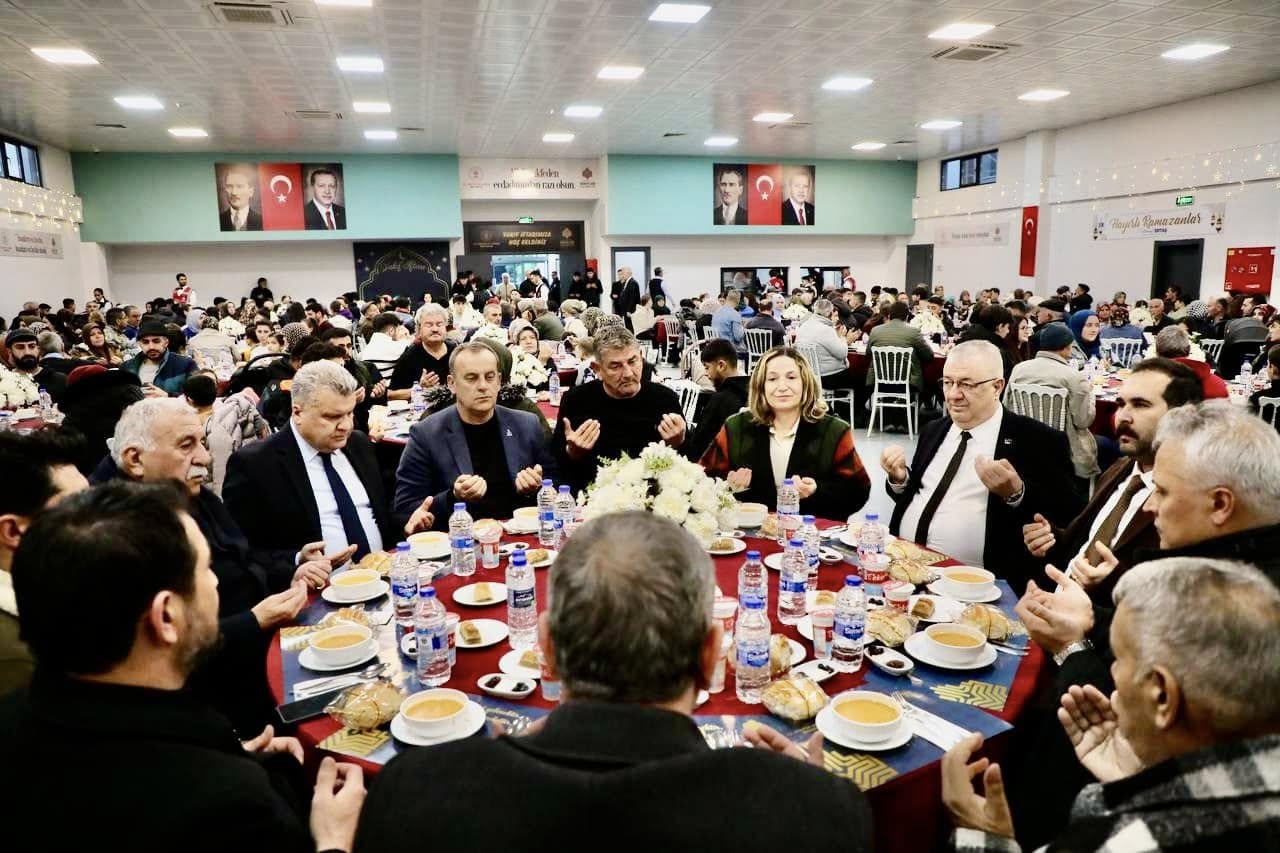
[
  {"x1": 218, "y1": 166, "x2": 263, "y2": 232},
  {"x1": 394, "y1": 343, "x2": 555, "y2": 530},
  {"x1": 714, "y1": 167, "x2": 749, "y2": 224},
  {"x1": 880, "y1": 340, "x2": 1081, "y2": 592},
  {"x1": 615, "y1": 266, "x2": 642, "y2": 326},
  {"x1": 781, "y1": 169, "x2": 815, "y2": 225},
  {"x1": 1, "y1": 481, "x2": 364, "y2": 853},
  {"x1": 303, "y1": 168, "x2": 347, "y2": 230},
  {"x1": 351, "y1": 511, "x2": 873, "y2": 853},
  {"x1": 224, "y1": 361, "x2": 434, "y2": 563},
  {"x1": 219, "y1": 205, "x2": 263, "y2": 232}
]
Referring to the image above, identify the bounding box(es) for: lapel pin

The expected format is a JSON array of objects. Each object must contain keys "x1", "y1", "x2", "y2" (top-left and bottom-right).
[{"x1": 506, "y1": 429, "x2": 513, "y2": 437}]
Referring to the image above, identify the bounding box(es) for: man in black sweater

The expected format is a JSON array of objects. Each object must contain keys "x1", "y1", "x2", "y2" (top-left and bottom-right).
[
  {"x1": 684, "y1": 338, "x2": 749, "y2": 460},
  {"x1": 388, "y1": 303, "x2": 455, "y2": 398},
  {"x1": 552, "y1": 326, "x2": 686, "y2": 491}
]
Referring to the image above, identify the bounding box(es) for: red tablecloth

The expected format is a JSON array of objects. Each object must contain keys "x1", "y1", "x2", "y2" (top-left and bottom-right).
[
  {"x1": 267, "y1": 522, "x2": 1046, "y2": 853},
  {"x1": 1090, "y1": 376, "x2": 1122, "y2": 438},
  {"x1": 848, "y1": 349, "x2": 945, "y2": 387}
]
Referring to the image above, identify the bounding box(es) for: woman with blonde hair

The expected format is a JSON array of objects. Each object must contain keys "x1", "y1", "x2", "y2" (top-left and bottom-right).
[{"x1": 700, "y1": 346, "x2": 870, "y2": 517}]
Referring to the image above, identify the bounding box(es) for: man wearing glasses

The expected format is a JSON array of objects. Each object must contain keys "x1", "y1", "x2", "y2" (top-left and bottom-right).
[{"x1": 880, "y1": 340, "x2": 1082, "y2": 591}]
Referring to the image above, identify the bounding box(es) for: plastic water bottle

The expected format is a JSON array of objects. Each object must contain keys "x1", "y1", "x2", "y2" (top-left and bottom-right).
[
  {"x1": 737, "y1": 550, "x2": 767, "y2": 610},
  {"x1": 537, "y1": 479, "x2": 559, "y2": 546},
  {"x1": 777, "y1": 538, "x2": 808, "y2": 626},
  {"x1": 832, "y1": 575, "x2": 866, "y2": 673},
  {"x1": 506, "y1": 550, "x2": 537, "y2": 649},
  {"x1": 857, "y1": 512, "x2": 886, "y2": 589},
  {"x1": 548, "y1": 370, "x2": 561, "y2": 407},
  {"x1": 0, "y1": 412, "x2": 11, "y2": 433},
  {"x1": 389, "y1": 541, "x2": 418, "y2": 626},
  {"x1": 410, "y1": 382, "x2": 425, "y2": 416},
  {"x1": 800, "y1": 515, "x2": 821, "y2": 592},
  {"x1": 414, "y1": 586, "x2": 451, "y2": 687},
  {"x1": 734, "y1": 597, "x2": 771, "y2": 704},
  {"x1": 1240, "y1": 359, "x2": 1253, "y2": 386},
  {"x1": 449, "y1": 502, "x2": 476, "y2": 578},
  {"x1": 1083, "y1": 358, "x2": 1096, "y2": 384},
  {"x1": 554, "y1": 485, "x2": 575, "y2": 539},
  {"x1": 37, "y1": 387, "x2": 53, "y2": 419},
  {"x1": 776, "y1": 477, "x2": 800, "y2": 545}
]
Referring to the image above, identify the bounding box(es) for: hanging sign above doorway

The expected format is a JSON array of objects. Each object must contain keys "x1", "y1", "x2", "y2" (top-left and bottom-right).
[
  {"x1": 464, "y1": 220, "x2": 583, "y2": 252},
  {"x1": 460, "y1": 159, "x2": 599, "y2": 199}
]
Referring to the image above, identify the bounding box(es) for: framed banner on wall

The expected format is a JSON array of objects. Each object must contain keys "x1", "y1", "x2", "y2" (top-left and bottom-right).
[
  {"x1": 353, "y1": 241, "x2": 451, "y2": 302},
  {"x1": 713, "y1": 163, "x2": 816, "y2": 226},
  {"x1": 215, "y1": 162, "x2": 347, "y2": 232}
]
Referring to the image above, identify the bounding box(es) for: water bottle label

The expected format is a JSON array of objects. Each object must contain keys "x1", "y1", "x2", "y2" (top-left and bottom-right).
[
  {"x1": 779, "y1": 577, "x2": 807, "y2": 594},
  {"x1": 391, "y1": 580, "x2": 417, "y2": 598},
  {"x1": 737, "y1": 640, "x2": 769, "y2": 669},
  {"x1": 834, "y1": 617, "x2": 864, "y2": 642},
  {"x1": 430, "y1": 625, "x2": 449, "y2": 651},
  {"x1": 451, "y1": 535, "x2": 474, "y2": 549},
  {"x1": 740, "y1": 589, "x2": 765, "y2": 608},
  {"x1": 508, "y1": 586, "x2": 536, "y2": 609},
  {"x1": 540, "y1": 510, "x2": 554, "y2": 521}
]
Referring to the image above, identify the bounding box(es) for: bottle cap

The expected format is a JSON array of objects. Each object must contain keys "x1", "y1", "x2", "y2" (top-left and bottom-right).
[
  {"x1": 454, "y1": 502, "x2": 466, "y2": 512},
  {"x1": 746, "y1": 550, "x2": 760, "y2": 560},
  {"x1": 542, "y1": 479, "x2": 553, "y2": 486},
  {"x1": 558, "y1": 485, "x2": 571, "y2": 493},
  {"x1": 845, "y1": 575, "x2": 862, "y2": 587},
  {"x1": 802, "y1": 514, "x2": 815, "y2": 523},
  {"x1": 395, "y1": 542, "x2": 410, "y2": 551},
  {"x1": 789, "y1": 538, "x2": 804, "y2": 548},
  {"x1": 782, "y1": 477, "x2": 794, "y2": 485},
  {"x1": 420, "y1": 586, "x2": 436, "y2": 598}
]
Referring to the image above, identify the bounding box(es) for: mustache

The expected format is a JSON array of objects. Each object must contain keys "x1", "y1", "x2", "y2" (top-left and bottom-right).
[{"x1": 188, "y1": 465, "x2": 209, "y2": 481}]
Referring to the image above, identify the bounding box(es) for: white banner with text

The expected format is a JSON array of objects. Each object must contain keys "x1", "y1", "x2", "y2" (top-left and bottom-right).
[
  {"x1": 1092, "y1": 203, "x2": 1225, "y2": 241},
  {"x1": 935, "y1": 220, "x2": 1010, "y2": 247},
  {"x1": 0, "y1": 228, "x2": 64, "y2": 260},
  {"x1": 460, "y1": 158, "x2": 599, "y2": 199}
]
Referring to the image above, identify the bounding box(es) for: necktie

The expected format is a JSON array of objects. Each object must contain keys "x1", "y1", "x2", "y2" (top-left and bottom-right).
[
  {"x1": 1085, "y1": 473, "x2": 1146, "y2": 564},
  {"x1": 325, "y1": 210, "x2": 335, "y2": 230},
  {"x1": 913, "y1": 430, "x2": 972, "y2": 546},
  {"x1": 320, "y1": 452, "x2": 372, "y2": 560},
  {"x1": 799, "y1": 205, "x2": 806, "y2": 225}
]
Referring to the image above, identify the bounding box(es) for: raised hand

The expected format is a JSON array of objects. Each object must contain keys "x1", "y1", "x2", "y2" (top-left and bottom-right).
[
  {"x1": 795, "y1": 476, "x2": 818, "y2": 499},
  {"x1": 563, "y1": 418, "x2": 601, "y2": 461},
  {"x1": 1069, "y1": 541, "x2": 1119, "y2": 591},
  {"x1": 453, "y1": 474, "x2": 487, "y2": 500},
  {"x1": 1015, "y1": 566, "x2": 1094, "y2": 655},
  {"x1": 514, "y1": 464, "x2": 544, "y2": 494},
  {"x1": 404, "y1": 495, "x2": 435, "y2": 534},
  {"x1": 1057, "y1": 685, "x2": 1142, "y2": 783},
  {"x1": 419, "y1": 368, "x2": 439, "y2": 388},
  {"x1": 240, "y1": 724, "x2": 304, "y2": 764},
  {"x1": 293, "y1": 560, "x2": 332, "y2": 590},
  {"x1": 726, "y1": 468, "x2": 752, "y2": 492},
  {"x1": 658, "y1": 412, "x2": 686, "y2": 447},
  {"x1": 975, "y1": 455, "x2": 1023, "y2": 499},
  {"x1": 880, "y1": 445, "x2": 908, "y2": 484},
  {"x1": 1023, "y1": 513, "x2": 1056, "y2": 558},
  {"x1": 251, "y1": 581, "x2": 309, "y2": 630},
  {"x1": 940, "y1": 732, "x2": 1015, "y2": 838},
  {"x1": 310, "y1": 757, "x2": 366, "y2": 853}
]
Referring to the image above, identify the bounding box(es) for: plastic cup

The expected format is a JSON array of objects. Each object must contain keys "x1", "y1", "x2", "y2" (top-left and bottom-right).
[
  {"x1": 476, "y1": 523, "x2": 501, "y2": 570},
  {"x1": 883, "y1": 581, "x2": 913, "y2": 612},
  {"x1": 810, "y1": 606, "x2": 835, "y2": 660},
  {"x1": 713, "y1": 597, "x2": 738, "y2": 639}
]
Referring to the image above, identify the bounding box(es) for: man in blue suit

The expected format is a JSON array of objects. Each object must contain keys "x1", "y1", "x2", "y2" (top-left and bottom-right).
[{"x1": 394, "y1": 342, "x2": 555, "y2": 529}]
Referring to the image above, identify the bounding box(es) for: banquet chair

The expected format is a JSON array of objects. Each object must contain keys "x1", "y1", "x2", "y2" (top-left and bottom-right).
[
  {"x1": 796, "y1": 342, "x2": 856, "y2": 426},
  {"x1": 670, "y1": 380, "x2": 702, "y2": 429},
  {"x1": 700, "y1": 325, "x2": 721, "y2": 342},
  {"x1": 744, "y1": 328, "x2": 774, "y2": 373},
  {"x1": 658, "y1": 316, "x2": 681, "y2": 361},
  {"x1": 1103, "y1": 338, "x2": 1144, "y2": 367},
  {"x1": 865, "y1": 346, "x2": 917, "y2": 439},
  {"x1": 1200, "y1": 338, "x2": 1224, "y2": 366},
  {"x1": 1257, "y1": 397, "x2": 1280, "y2": 431},
  {"x1": 1006, "y1": 382, "x2": 1070, "y2": 433}
]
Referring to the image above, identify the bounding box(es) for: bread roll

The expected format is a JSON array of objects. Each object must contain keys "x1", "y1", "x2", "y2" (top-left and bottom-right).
[{"x1": 761, "y1": 675, "x2": 829, "y2": 721}]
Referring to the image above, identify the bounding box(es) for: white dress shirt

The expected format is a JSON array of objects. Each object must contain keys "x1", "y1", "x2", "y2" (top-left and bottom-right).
[
  {"x1": 290, "y1": 421, "x2": 383, "y2": 556},
  {"x1": 769, "y1": 421, "x2": 799, "y2": 490},
  {"x1": 1073, "y1": 462, "x2": 1154, "y2": 562},
  {"x1": 896, "y1": 407, "x2": 1005, "y2": 568},
  {"x1": 721, "y1": 204, "x2": 741, "y2": 223},
  {"x1": 313, "y1": 201, "x2": 336, "y2": 229}
]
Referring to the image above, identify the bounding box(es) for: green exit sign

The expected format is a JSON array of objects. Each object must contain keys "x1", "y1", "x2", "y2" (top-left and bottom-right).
[
  {"x1": 1175, "y1": 195, "x2": 1194, "y2": 206},
  {"x1": 517, "y1": 216, "x2": 535, "y2": 224}
]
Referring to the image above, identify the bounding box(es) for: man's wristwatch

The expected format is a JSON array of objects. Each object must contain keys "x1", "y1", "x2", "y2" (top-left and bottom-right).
[
  {"x1": 1052, "y1": 638, "x2": 1093, "y2": 666},
  {"x1": 1003, "y1": 484, "x2": 1025, "y2": 505}
]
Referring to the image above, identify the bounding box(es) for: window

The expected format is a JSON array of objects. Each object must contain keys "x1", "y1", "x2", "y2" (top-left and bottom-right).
[
  {"x1": 940, "y1": 148, "x2": 997, "y2": 191},
  {"x1": 0, "y1": 135, "x2": 43, "y2": 187}
]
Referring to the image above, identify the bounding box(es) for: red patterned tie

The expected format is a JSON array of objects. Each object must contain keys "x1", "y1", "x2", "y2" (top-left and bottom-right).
[
  {"x1": 325, "y1": 210, "x2": 335, "y2": 230},
  {"x1": 799, "y1": 205, "x2": 806, "y2": 225}
]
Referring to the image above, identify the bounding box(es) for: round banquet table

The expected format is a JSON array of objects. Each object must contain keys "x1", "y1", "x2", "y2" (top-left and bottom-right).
[{"x1": 268, "y1": 521, "x2": 1047, "y2": 853}]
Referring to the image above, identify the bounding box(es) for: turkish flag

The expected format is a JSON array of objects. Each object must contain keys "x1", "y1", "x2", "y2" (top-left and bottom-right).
[
  {"x1": 258, "y1": 162, "x2": 305, "y2": 231},
  {"x1": 1019, "y1": 205, "x2": 1038, "y2": 277},
  {"x1": 746, "y1": 164, "x2": 782, "y2": 225}
]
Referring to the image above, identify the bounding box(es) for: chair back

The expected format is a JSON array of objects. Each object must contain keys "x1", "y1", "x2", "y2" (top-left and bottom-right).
[
  {"x1": 1258, "y1": 396, "x2": 1280, "y2": 430},
  {"x1": 794, "y1": 342, "x2": 825, "y2": 390},
  {"x1": 700, "y1": 325, "x2": 721, "y2": 342},
  {"x1": 659, "y1": 316, "x2": 681, "y2": 343},
  {"x1": 745, "y1": 328, "x2": 774, "y2": 363},
  {"x1": 1102, "y1": 338, "x2": 1144, "y2": 367},
  {"x1": 1199, "y1": 338, "x2": 1224, "y2": 365},
  {"x1": 870, "y1": 346, "x2": 913, "y2": 387},
  {"x1": 1006, "y1": 382, "x2": 1070, "y2": 432},
  {"x1": 668, "y1": 379, "x2": 702, "y2": 426}
]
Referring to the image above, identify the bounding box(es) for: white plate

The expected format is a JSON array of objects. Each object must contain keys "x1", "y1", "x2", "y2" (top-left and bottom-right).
[
  {"x1": 523, "y1": 549, "x2": 557, "y2": 569},
  {"x1": 786, "y1": 637, "x2": 806, "y2": 666},
  {"x1": 926, "y1": 581, "x2": 1001, "y2": 604},
  {"x1": 503, "y1": 520, "x2": 539, "y2": 535},
  {"x1": 499, "y1": 648, "x2": 542, "y2": 679},
  {"x1": 814, "y1": 705, "x2": 913, "y2": 752},
  {"x1": 453, "y1": 582, "x2": 506, "y2": 607},
  {"x1": 476, "y1": 673, "x2": 536, "y2": 700},
  {"x1": 297, "y1": 639, "x2": 379, "y2": 672},
  {"x1": 390, "y1": 701, "x2": 486, "y2": 746},
  {"x1": 456, "y1": 618, "x2": 509, "y2": 649},
  {"x1": 838, "y1": 530, "x2": 897, "y2": 549},
  {"x1": 793, "y1": 659, "x2": 838, "y2": 684},
  {"x1": 903, "y1": 632, "x2": 998, "y2": 671},
  {"x1": 387, "y1": 399, "x2": 410, "y2": 412},
  {"x1": 763, "y1": 553, "x2": 785, "y2": 571},
  {"x1": 707, "y1": 538, "x2": 746, "y2": 556},
  {"x1": 321, "y1": 580, "x2": 390, "y2": 605},
  {"x1": 908, "y1": 594, "x2": 964, "y2": 623},
  {"x1": 696, "y1": 689, "x2": 709, "y2": 708},
  {"x1": 498, "y1": 542, "x2": 529, "y2": 557}
]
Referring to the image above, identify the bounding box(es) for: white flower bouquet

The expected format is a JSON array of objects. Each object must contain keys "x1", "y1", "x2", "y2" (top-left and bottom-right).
[
  {"x1": 470, "y1": 323, "x2": 509, "y2": 346},
  {"x1": 581, "y1": 443, "x2": 737, "y2": 547},
  {"x1": 509, "y1": 347, "x2": 550, "y2": 388},
  {"x1": 783, "y1": 303, "x2": 811, "y2": 323},
  {"x1": 0, "y1": 368, "x2": 39, "y2": 410},
  {"x1": 910, "y1": 310, "x2": 946, "y2": 338},
  {"x1": 1144, "y1": 341, "x2": 1205, "y2": 362}
]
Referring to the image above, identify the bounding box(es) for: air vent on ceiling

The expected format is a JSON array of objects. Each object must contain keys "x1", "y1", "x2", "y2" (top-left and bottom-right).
[
  {"x1": 398, "y1": 127, "x2": 425, "y2": 132},
  {"x1": 763, "y1": 121, "x2": 814, "y2": 131},
  {"x1": 892, "y1": 139, "x2": 915, "y2": 145},
  {"x1": 94, "y1": 123, "x2": 127, "y2": 129},
  {"x1": 932, "y1": 42, "x2": 1012, "y2": 62},
  {"x1": 662, "y1": 132, "x2": 687, "y2": 138},
  {"x1": 209, "y1": 2, "x2": 294, "y2": 26},
  {"x1": 291, "y1": 109, "x2": 344, "y2": 121}
]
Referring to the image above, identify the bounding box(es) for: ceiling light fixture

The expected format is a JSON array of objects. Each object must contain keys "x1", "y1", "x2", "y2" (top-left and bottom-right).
[
  {"x1": 597, "y1": 65, "x2": 644, "y2": 80},
  {"x1": 337, "y1": 56, "x2": 384, "y2": 72},
  {"x1": 543, "y1": 132, "x2": 575, "y2": 143},
  {"x1": 1161, "y1": 43, "x2": 1230, "y2": 60},
  {"x1": 364, "y1": 129, "x2": 397, "y2": 140},
  {"x1": 114, "y1": 95, "x2": 164, "y2": 110},
  {"x1": 753, "y1": 112, "x2": 794, "y2": 123},
  {"x1": 928, "y1": 22, "x2": 993, "y2": 40},
  {"x1": 704, "y1": 136, "x2": 738, "y2": 147},
  {"x1": 564, "y1": 105, "x2": 603, "y2": 118},
  {"x1": 851, "y1": 141, "x2": 886, "y2": 151},
  {"x1": 353, "y1": 100, "x2": 391, "y2": 113},
  {"x1": 821, "y1": 76, "x2": 873, "y2": 92},
  {"x1": 1019, "y1": 88, "x2": 1069, "y2": 102},
  {"x1": 649, "y1": 3, "x2": 711, "y2": 23},
  {"x1": 31, "y1": 47, "x2": 98, "y2": 65},
  {"x1": 920, "y1": 119, "x2": 962, "y2": 130},
  {"x1": 168, "y1": 127, "x2": 208, "y2": 138}
]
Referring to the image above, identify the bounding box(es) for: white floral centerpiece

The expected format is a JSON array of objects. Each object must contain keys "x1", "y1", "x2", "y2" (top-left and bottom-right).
[
  {"x1": 783, "y1": 303, "x2": 811, "y2": 323},
  {"x1": 1143, "y1": 340, "x2": 1205, "y2": 362},
  {"x1": 470, "y1": 323, "x2": 509, "y2": 346},
  {"x1": 581, "y1": 443, "x2": 736, "y2": 547},
  {"x1": 909, "y1": 310, "x2": 946, "y2": 338},
  {"x1": 0, "y1": 368, "x2": 39, "y2": 410},
  {"x1": 509, "y1": 347, "x2": 550, "y2": 388}
]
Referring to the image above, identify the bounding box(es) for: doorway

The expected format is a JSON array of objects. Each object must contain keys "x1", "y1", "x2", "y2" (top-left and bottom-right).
[
  {"x1": 906, "y1": 244, "x2": 934, "y2": 290},
  {"x1": 491, "y1": 253, "x2": 560, "y2": 289},
  {"x1": 611, "y1": 246, "x2": 650, "y2": 291},
  {"x1": 1151, "y1": 239, "x2": 1204, "y2": 302}
]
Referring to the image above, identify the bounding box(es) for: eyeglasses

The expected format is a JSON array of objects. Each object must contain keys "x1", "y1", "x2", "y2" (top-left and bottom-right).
[{"x1": 942, "y1": 377, "x2": 1001, "y2": 394}]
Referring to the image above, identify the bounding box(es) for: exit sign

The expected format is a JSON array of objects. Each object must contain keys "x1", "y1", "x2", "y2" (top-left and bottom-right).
[
  {"x1": 516, "y1": 216, "x2": 535, "y2": 224},
  {"x1": 1175, "y1": 195, "x2": 1194, "y2": 206}
]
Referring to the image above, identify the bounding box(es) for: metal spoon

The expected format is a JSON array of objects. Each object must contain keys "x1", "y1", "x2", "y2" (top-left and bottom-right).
[{"x1": 297, "y1": 661, "x2": 387, "y2": 695}]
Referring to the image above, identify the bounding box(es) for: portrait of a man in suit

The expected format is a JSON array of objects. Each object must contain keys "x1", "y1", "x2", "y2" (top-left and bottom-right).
[
  {"x1": 781, "y1": 167, "x2": 815, "y2": 226},
  {"x1": 713, "y1": 166, "x2": 748, "y2": 225},
  {"x1": 304, "y1": 166, "x2": 347, "y2": 230},
  {"x1": 218, "y1": 166, "x2": 262, "y2": 232}
]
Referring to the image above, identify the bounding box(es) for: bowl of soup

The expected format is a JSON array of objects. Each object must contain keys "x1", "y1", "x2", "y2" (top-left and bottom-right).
[
  {"x1": 734, "y1": 502, "x2": 769, "y2": 529},
  {"x1": 400, "y1": 687, "x2": 468, "y2": 737},
  {"x1": 408, "y1": 531, "x2": 450, "y2": 559},
  {"x1": 309, "y1": 623, "x2": 373, "y2": 666},
  {"x1": 922, "y1": 622, "x2": 988, "y2": 665},
  {"x1": 328, "y1": 568, "x2": 382, "y2": 601},
  {"x1": 830, "y1": 690, "x2": 903, "y2": 743},
  {"x1": 938, "y1": 566, "x2": 996, "y2": 600}
]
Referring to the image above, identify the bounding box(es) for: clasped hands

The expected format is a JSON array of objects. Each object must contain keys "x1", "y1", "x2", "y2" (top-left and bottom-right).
[
  {"x1": 726, "y1": 468, "x2": 816, "y2": 499},
  {"x1": 452, "y1": 464, "x2": 545, "y2": 502},
  {"x1": 879, "y1": 445, "x2": 1024, "y2": 499}
]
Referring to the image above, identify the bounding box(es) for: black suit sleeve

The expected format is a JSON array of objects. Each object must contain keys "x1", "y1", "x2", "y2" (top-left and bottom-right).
[
  {"x1": 1018, "y1": 425, "x2": 1084, "y2": 528},
  {"x1": 222, "y1": 448, "x2": 275, "y2": 552}
]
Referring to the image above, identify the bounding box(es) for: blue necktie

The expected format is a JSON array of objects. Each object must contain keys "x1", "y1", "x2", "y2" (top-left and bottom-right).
[{"x1": 320, "y1": 452, "x2": 372, "y2": 560}]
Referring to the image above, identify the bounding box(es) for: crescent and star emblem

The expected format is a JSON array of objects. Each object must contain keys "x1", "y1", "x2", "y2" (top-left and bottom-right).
[
  {"x1": 270, "y1": 174, "x2": 293, "y2": 204},
  {"x1": 756, "y1": 174, "x2": 774, "y2": 200},
  {"x1": 1024, "y1": 218, "x2": 1035, "y2": 233}
]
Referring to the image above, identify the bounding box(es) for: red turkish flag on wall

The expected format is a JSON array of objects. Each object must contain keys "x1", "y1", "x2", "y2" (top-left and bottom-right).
[
  {"x1": 746, "y1": 164, "x2": 782, "y2": 225},
  {"x1": 1019, "y1": 205, "x2": 1038, "y2": 277},
  {"x1": 258, "y1": 162, "x2": 305, "y2": 231}
]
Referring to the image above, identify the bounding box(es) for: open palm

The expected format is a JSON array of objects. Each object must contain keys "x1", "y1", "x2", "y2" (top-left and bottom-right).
[{"x1": 1057, "y1": 685, "x2": 1142, "y2": 783}]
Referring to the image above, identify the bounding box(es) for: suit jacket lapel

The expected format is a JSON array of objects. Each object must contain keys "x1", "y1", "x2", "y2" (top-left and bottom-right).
[
  {"x1": 1061, "y1": 459, "x2": 1131, "y2": 547},
  {"x1": 277, "y1": 427, "x2": 323, "y2": 542},
  {"x1": 444, "y1": 410, "x2": 474, "y2": 477},
  {"x1": 495, "y1": 408, "x2": 523, "y2": 481},
  {"x1": 1112, "y1": 508, "x2": 1155, "y2": 554}
]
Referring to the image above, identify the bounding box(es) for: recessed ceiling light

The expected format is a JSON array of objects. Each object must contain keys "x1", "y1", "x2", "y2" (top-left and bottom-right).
[
  {"x1": 928, "y1": 22, "x2": 994, "y2": 40},
  {"x1": 364, "y1": 129, "x2": 397, "y2": 140},
  {"x1": 353, "y1": 101, "x2": 391, "y2": 113},
  {"x1": 337, "y1": 56, "x2": 384, "y2": 72},
  {"x1": 1019, "y1": 88, "x2": 1070, "y2": 102},
  {"x1": 851, "y1": 141, "x2": 886, "y2": 151},
  {"x1": 114, "y1": 95, "x2": 164, "y2": 110},
  {"x1": 753, "y1": 112, "x2": 794, "y2": 123},
  {"x1": 564, "y1": 105, "x2": 603, "y2": 118},
  {"x1": 1161, "y1": 43, "x2": 1230, "y2": 60},
  {"x1": 649, "y1": 3, "x2": 711, "y2": 23},
  {"x1": 920, "y1": 119, "x2": 962, "y2": 130},
  {"x1": 315, "y1": 0, "x2": 373, "y2": 6},
  {"x1": 598, "y1": 65, "x2": 644, "y2": 80},
  {"x1": 31, "y1": 47, "x2": 97, "y2": 65},
  {"x1": 704, "y1": 136, "x2": 738, "y2": 147},
  {"x1": 821, "y1": 76, "x2": 873, "y2": 92},
  {"x1": 168, "y1": 127, "x2": 208, "y2": 138},
  {"x1": 543, "y1": 132, "x2": 575, "y2": 143}
]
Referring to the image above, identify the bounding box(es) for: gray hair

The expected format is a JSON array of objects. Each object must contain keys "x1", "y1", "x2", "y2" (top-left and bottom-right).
[
  {"x1": 948, "y1": 339, "x2": 1003, "y2": 378},
  {"x1": 37, "y1": 332, "x2": 63, "y2": 355},
  {"x1": 532, "y1": 298, "x2": 548, "y2": 313},
  {"x1": 517, "y1": 298, "x2": 534, "y2": 314},
  {"x1": 414, "y1": 303, "x2": 449, "y2": 326},
  {"x1": 200, "y1": 315, "x2": 220, "y2": 331},
  {"x1": 290, "y1": 360, "x2": 358, "y2": 408},
  {"x1": 581, "y1": 307, "x2": 607, "y2": 336},
  {"x1": 1114, "y1": 558, "x2": 1280, "y2": 734},
  {"x1": 560, "y1": 299, "x2": 585, "y2": 317},
  {"x1": 1154, "y1": 401, "x2": 1280, "y2": 521},
  {"x1": 1154, "y1": 325, "x2": 1190, "y2": 358},
  {"x1": 111, "y1": 398, "x2": 191, "y2": 466},
  {"x1": 592, "y1": 324, "x2": 638, "y2": 359},
  {"x1": 548, "y1": 511, "x2": 715, "y2": 703},
  {"x1": 812, "y1": 298, "x2": 834, "y2": 317}
]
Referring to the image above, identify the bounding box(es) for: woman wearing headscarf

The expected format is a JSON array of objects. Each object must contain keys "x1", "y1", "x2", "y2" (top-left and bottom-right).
[
  {"x1": 1099, "y1": 305, "x2": 1144, "y2": 342},
  {"x1": 1068, "y1": 309, "x2": 1102, "y2": 361},
  {"x1": 1180, "y1": 300, "x2": 1214, "y2": 337},
  {"x1": 75, "y1": 322, "x2": 123, "y2": 366},
  {"x1": 183, "y1": 307, "x2": 205, "y2": 340}
]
